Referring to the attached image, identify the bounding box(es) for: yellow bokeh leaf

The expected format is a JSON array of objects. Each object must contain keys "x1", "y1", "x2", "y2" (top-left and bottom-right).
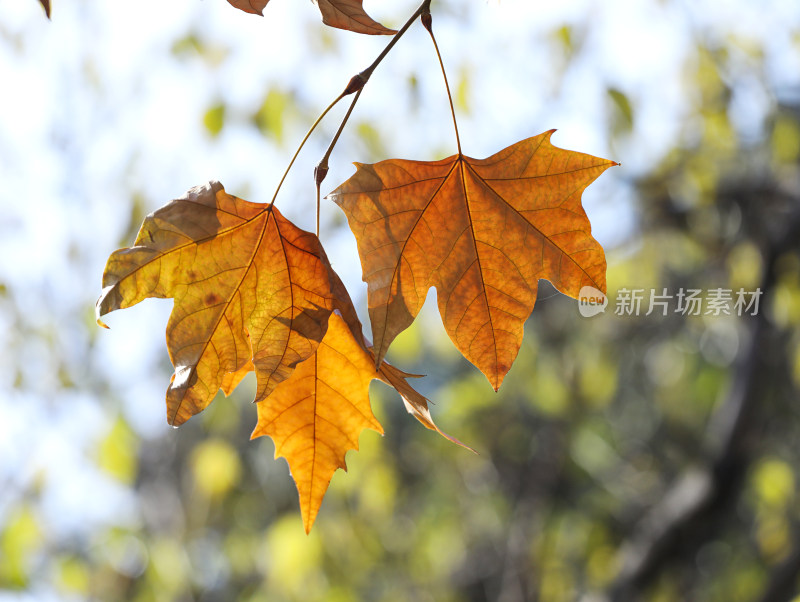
[
  {"x1": 97, "y1": 417, "x2": 138, "y2": 484},
  {"x1": 191, "y1": 438, "x2": 242, "y2": 499},
  {"x1": 753, "y1": 458, "x2": 795, "y2": 508}
]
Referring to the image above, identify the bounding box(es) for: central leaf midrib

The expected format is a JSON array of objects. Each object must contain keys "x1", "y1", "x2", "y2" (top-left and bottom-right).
[{"x1": 457, "y1": 159, "x2": 499, "y2": 386}]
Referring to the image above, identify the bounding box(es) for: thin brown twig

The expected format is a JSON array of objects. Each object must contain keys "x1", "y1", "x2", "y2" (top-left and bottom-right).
[
  {"x1": 270, "y1": 0, "x2": 431, "y2": 212},
  {"x1": 314, "y1": 0, "x2": 432, "y2": 197}
]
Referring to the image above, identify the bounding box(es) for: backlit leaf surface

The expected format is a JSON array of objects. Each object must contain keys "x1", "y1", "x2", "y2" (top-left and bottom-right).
[
  {"x1": 96, "y1": 181, "x2": 334, "y2": 426},
  {"x1": 330, "y1": 131, "x2": 617, "y2": 389}
]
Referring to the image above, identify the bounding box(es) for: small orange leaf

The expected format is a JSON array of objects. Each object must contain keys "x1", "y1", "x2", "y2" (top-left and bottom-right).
[
  {"x1": 312, "y1": 0, "x2": 396, "y2": 35},
  {"x1": 225, "y1": 0, "x2": 395, "y2": 35},
  {"x1": 220, "y1": 358, "x2": 253, "y2": 397},
  {"x1": 329, "y1": 131, "x2": 617, "y2": 389},
  {"x1": 39, "y1": 0, "x2": 50, "y2": 18},
  {"x1": 97, "y1": 182, "x2": 335, "y2": 426},
  {"x1": 377, "y1": 361, "x2": 473, "y2": 451},
  {"x1": 226, "y1": 0, "x2": 268, "y2": 15},
  {"x1": 252, "y1": 312, "x2": 383, "y2": 533}
]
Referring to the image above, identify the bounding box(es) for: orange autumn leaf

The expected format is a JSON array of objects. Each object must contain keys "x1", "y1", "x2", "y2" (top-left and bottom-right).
[
  {"x1": 96, "y1": 181, "x2": 335, "y2": 426},
  {"x1": 226, "y1": 0, "x2": 268, "y2": 15},
  {"x1": 251, "y1": 312, "x2": 384, "y2": 533},
  {"x1": 220, "y1": 358, "x2": 254, "y2": 397},
  {"x1": 329, "y1": 131, "x2": 617, "y2": 389},
  {"x1": 226, "y1": 0, "x2": 396, "y2": 35},
  {"x1": 312, "y1": 0, "x2": 396, "y2": 35}
]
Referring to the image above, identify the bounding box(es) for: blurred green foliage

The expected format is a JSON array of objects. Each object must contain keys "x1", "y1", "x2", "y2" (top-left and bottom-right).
[{"x1": 253, "y1": 88, "x2": 293, "y2": 145}]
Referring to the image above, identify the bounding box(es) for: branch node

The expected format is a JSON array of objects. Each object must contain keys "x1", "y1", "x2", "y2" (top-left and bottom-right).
[
  {"x1": 421, "y1": 11, "x2": 432, "y2": 33},
  {"x1": 314, "y1": 161, "x2": 329, "y2": 187},
  {"x1": 343, "y1": 72, "x2": 369, "y2": 96}
]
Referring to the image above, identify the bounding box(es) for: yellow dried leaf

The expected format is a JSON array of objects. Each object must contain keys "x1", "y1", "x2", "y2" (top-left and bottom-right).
[{"x1": 97, "y1": 182, "x2": 335, "y2": 425}]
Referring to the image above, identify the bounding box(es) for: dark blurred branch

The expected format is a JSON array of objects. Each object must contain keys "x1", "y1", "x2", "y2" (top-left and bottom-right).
[
  {"x1": 606, "y1": 320, "x2": 767, "y2": 601},
  {"x1": 595, "y1": 191, "x2": 800, "y2": 602}
]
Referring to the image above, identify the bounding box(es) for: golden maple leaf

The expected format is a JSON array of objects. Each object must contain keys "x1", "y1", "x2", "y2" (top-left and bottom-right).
[
  {"x1": 251, "y1": 312, "x2": 383, "y2": 533},
  {"x1": 250, "y1": 263, "x2": 469, "y2": 532}
]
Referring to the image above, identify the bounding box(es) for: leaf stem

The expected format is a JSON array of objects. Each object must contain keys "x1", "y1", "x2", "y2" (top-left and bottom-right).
[
  {"x1": 268, "y1": 94, "x2": 343, "y2": 209},
  {"x1": 361, "y1": 0, "x2": 432, "y2": 82},
  {"x1": 422, "y1": 11, "x2": 462, "y2": 155},
  {"x1": 315, "y1": 0, "x2": 432, "y2": 191},
  {"x1": 315, "y1": 87, "x2": 362, "y2": 237},
  {"x1": 315, "y1": 89, "x2": 362, "y2": 185},
  {"x1": 275, "y1": 0, "x2": 432, "y2": 218},
  {"x1": 316, "y1": 185, "x2": 321, "y2": 236}
]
